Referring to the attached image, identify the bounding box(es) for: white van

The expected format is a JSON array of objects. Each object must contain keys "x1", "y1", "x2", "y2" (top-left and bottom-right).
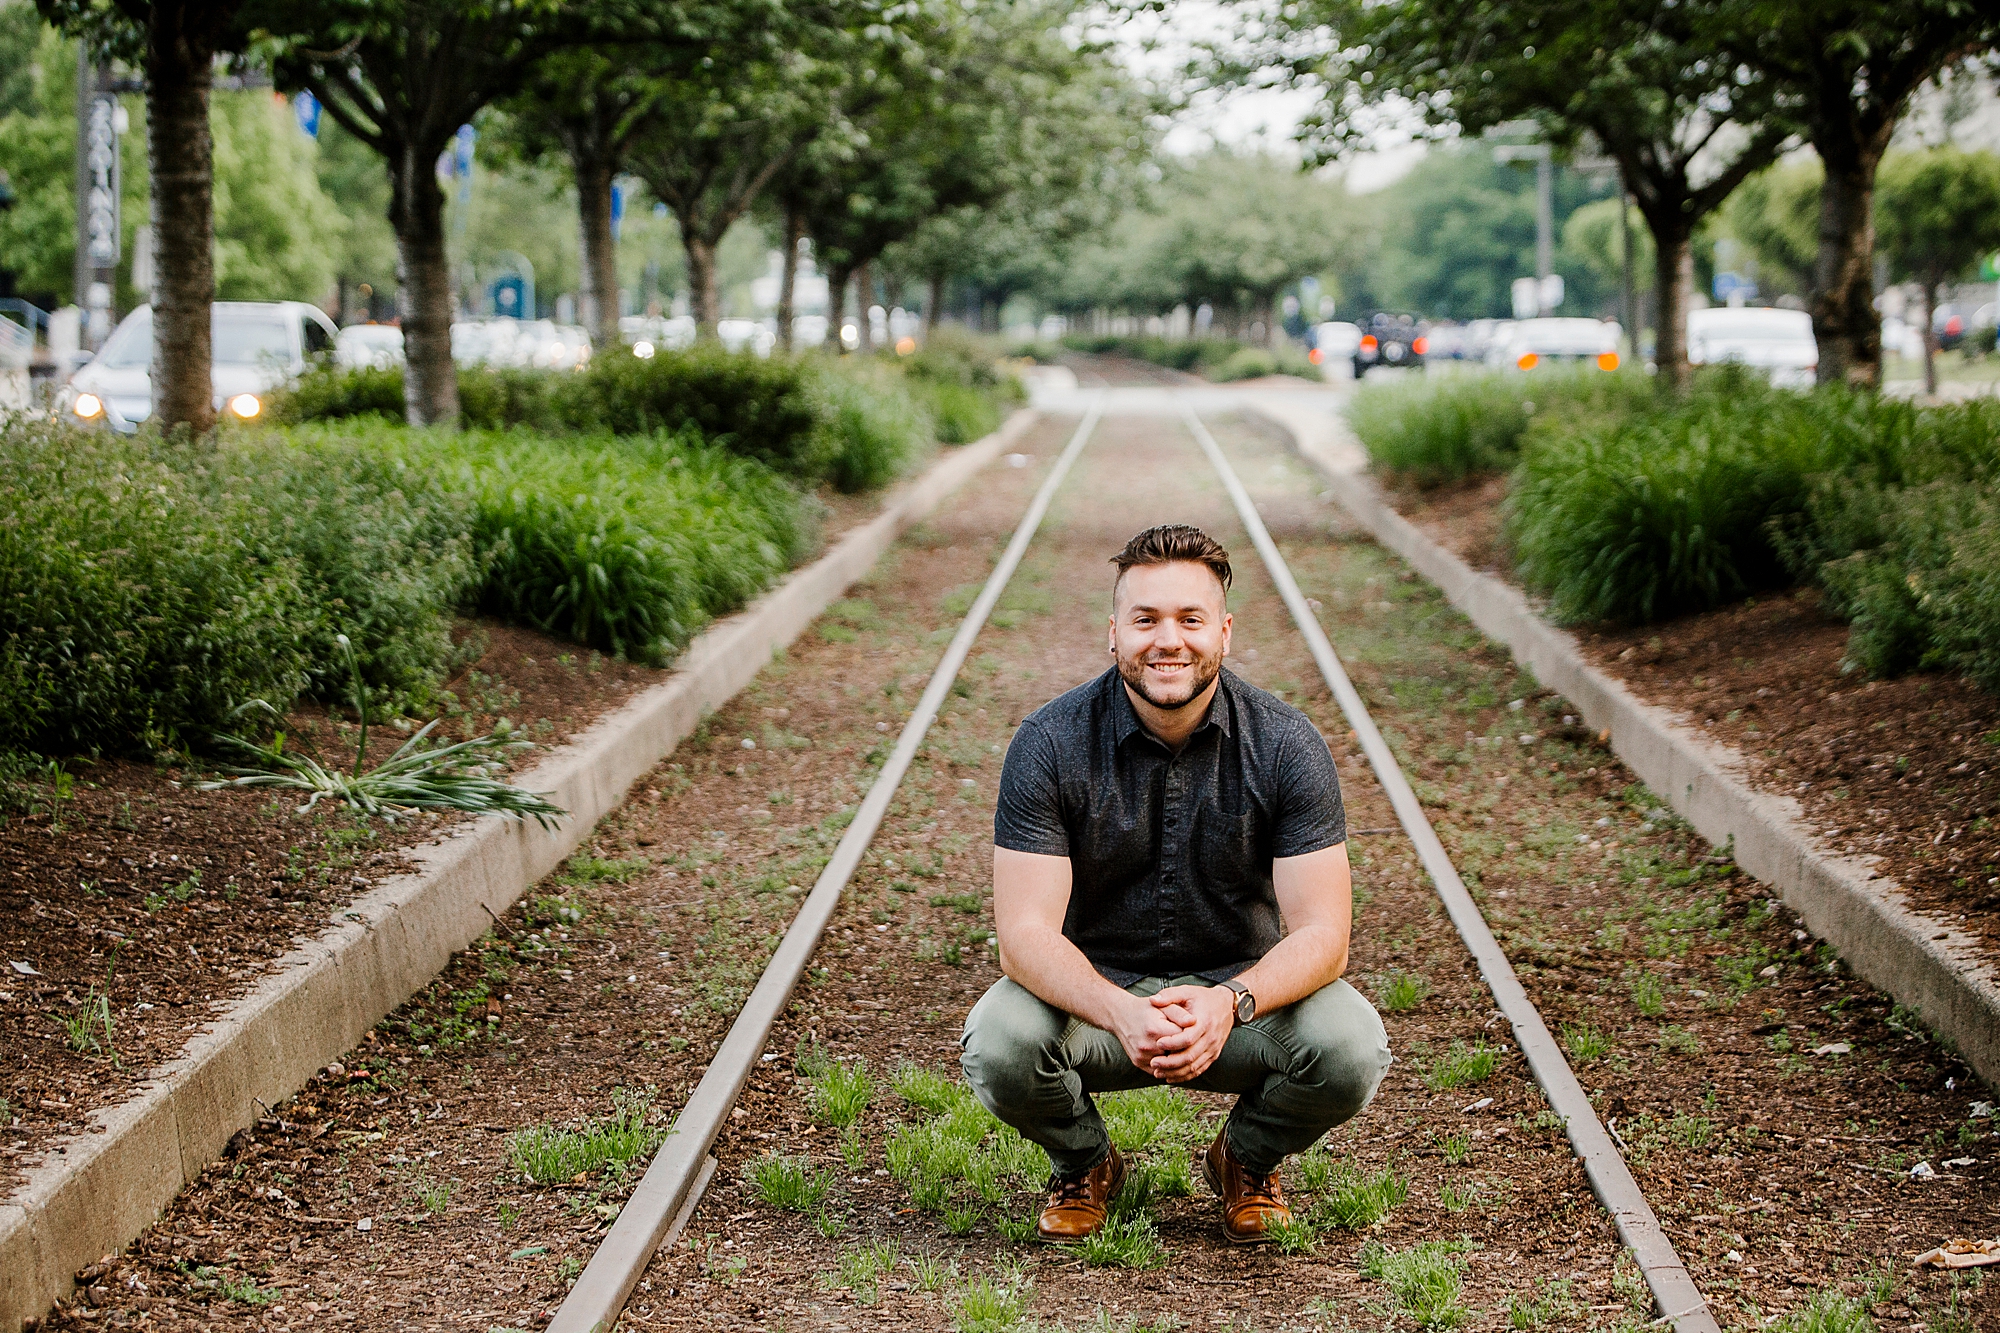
[{"x1": 66, "y1": 301, "x2": 339, "y2": 431}]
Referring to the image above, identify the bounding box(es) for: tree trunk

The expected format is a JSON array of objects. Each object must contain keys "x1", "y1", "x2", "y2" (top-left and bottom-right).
[
  {"x1": 574, "y1": 155, "x2": 620, "y2": 350},
  {"x1": 146, "y1": 9, "x2": 217, "y2": 435},
  {"x1": 855, "y1": 260, "x2": 874, "y2": 351},
  {"x1": 684, "y1": 233, "x2": 721, "y2": 338},
  {"x1": 1921, "y1": 280, "x2": 1939, "y2": 398},
  {"x1": 776, "y1": 208, "x2": 802, "y2": 353},
  {"x1": 1648, "y1": 214, "x2": 1695, "y2": 393},
  {"x1": 1812, "y1": 148, "x2": 1885, "y2": 388},
  {"x1": 826, "y1": 263, "x2": 853, "y2": 351},
  {"x1": 389, "y1": 138, "x2": 458, "y2": 426},
  {"x1": 925, "y1": 272, "x2": 945, "y2": 335}
]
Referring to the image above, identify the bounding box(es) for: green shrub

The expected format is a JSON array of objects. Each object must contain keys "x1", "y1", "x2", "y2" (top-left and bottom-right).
[
  {"x1": 0, "y1": 420, "x2": 317, "y2": 753},
  {"x1": 1351, "y1": 368, "x2": 1655, "y2": 489},
  {"x1": 224, "y1": 430, "x2": 481, "y2": 712},
  {"x1": 270, "y1": 361, "x2": 406, "y2": 425},
  {"x1": 555, "y1": 347, "x2": 828, "y2": 478},
  {"x1": 911, "y1": 379, "x2": 1001, "y2": 444},
  {"x1": 409, "y1": 425, "x2": 810, "y2": 664},
  {"x1": 809, "y1": 358, "x2": 925, "y2": 490},
  {"x1": 272, "y1": 348, "x2": 939, "y2": 493},
  {"x1": 1509, "y1": 370, "x2": 1878, "y2": 623},
  {"x1": 1211, "y1": 347, "x2": 1279, "y2": 381}
]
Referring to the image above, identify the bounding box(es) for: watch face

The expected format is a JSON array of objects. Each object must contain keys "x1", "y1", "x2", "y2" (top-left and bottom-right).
[{"x1": 1235, "y1": 989, "x2": 1256, "y2": 1023}]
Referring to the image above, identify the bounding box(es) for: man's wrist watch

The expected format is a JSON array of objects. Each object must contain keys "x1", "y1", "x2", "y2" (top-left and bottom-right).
[{"x1": 1220, "y1": 979, "x2": 1257, "y2": 1024}]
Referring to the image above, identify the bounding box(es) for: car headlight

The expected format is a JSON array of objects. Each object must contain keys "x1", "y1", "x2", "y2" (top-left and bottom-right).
[
  {"x1": 632, "y1": 340, "x2": 655, "y2": 359},
  {"x1": 228, "y1": 393, "x2": 262, "y2": 419},
  {"x1": 1597, "y1": 351, "x2": 1620, "y2": 371},
  {"x1": 1517, "y1": 352, "x2": 1540, "y2": 370},
  {"x1": 72, "y1": 392, "x2": 104, "y2": 420}
]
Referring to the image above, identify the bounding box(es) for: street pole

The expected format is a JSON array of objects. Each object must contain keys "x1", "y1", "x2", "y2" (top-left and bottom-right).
[
  {"x1": 1535, "y1": 153, "x2": 1553, "y2": 292},
  {"x1": 1619, "y1": 186, "x2": 1638, "y2": 359},
  {"x1": 73, "y1": 52, "x2": 123, "y2": 349}
]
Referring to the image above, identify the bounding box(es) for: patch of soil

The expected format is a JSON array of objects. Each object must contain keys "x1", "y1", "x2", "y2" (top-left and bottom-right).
[{"x1": 1390, "y1": 481, "x2": 2000, "y2": 973}]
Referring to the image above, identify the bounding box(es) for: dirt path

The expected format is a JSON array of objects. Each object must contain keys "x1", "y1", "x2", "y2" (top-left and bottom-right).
[{"x1": 35, "y1": 396, "x2": 2000, "y2": 1333}]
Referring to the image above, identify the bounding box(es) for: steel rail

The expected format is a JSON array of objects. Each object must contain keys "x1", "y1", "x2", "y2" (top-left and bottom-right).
[
  {"x1": 547, "y1": 395, "x2": 1107, "y2": 1333},
  {"x1": 1184, "y1": 404, "x2": 1721, "y2": 1333}
]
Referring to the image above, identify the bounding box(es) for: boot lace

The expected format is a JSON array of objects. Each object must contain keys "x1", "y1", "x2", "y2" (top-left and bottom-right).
[{"x1": 1046, "y1": 1171, "x2": 1095, "y2": 1203}]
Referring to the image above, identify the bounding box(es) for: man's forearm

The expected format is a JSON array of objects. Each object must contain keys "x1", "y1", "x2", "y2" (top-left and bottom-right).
[
  {"x1": 1233, "y1": 923, "x2": 1348, "y2": 1014},
  {"x1": 999, "y1": 924, "x2": 1136, "y2": 1032}
]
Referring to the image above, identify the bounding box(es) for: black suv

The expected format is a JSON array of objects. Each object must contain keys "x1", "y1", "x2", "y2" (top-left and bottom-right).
[{"x1": 1354, "y1": 312, "x2": 1426, "y2": 377}]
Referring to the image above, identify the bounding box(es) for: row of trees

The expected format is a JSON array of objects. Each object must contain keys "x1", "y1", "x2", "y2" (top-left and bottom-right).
[
  {"x1": 1228, "y1": 0, "x2": 2000, "y2": 390},
  {"x1": 35, "y1": 0, "x2": 1143, "y2": 430}
]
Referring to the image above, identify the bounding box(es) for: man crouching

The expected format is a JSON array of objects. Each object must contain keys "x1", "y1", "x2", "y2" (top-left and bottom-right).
[{"x1": 960, "y1": 522, "x2": 1390, "y2": 1244}]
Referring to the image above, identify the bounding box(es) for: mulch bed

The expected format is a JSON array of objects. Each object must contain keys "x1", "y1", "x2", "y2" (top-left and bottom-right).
[
  {"x1": 1, "y1": 622, "x2": 664, "y2": 1192},
  {"x1": 1389, "y1": 474, "x2": 2000, "y2": 972}
]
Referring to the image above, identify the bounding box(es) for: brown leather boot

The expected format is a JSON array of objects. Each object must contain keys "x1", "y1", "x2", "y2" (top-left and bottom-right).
[
  {"x1": 1203, "y1": 1126, "x2": 1291, "y2": 1244},
  {"x1": 1035, "y1": 1145, "x2": 1126, "y2": 1241}
]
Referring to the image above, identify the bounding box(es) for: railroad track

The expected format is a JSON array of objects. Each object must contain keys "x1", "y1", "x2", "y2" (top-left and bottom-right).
[
  {"x1": 54, "y1": 393, "x2": 1996, "y2": 1333},
  {"x1": 547, "y1": 399, "x2": 1717, "y2": 1333}
]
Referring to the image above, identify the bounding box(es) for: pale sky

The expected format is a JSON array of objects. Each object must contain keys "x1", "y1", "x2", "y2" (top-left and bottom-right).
[{"x1": 1108, "y1": 0, "x2": 1429, "y2": 193}]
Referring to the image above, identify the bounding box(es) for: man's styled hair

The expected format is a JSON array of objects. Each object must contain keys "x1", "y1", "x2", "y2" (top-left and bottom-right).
[{"x1": 1110, "y1": 524, "x2": 1233, "y2": 594}]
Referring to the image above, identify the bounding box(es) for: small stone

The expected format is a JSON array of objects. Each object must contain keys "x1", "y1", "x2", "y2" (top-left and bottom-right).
[
  {"x1": 356, "y1": 1217, "x2": 373, "y2": 1233},
  {"x1": 1811, "y1": 1042, "x2": 1850, "y2": 1056},
  {"x1": 741, "y1": 737, "x2": 756, "y2": 750},
  {"x1": 1508, "y1": 699, "x2": 1525, "y2": 712},
  {"x1": 1909, "y1": 1161, "x2": 1935, "y2": 1179}
]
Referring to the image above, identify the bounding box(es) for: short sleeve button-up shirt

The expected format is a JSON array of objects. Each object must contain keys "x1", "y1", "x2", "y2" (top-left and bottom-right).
[{"x1": 993, "y1": 666, "x2": 1347, "y2": 985}]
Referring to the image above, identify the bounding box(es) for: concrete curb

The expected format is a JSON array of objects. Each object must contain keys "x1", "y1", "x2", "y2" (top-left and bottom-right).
[
  {"x1": 1245, "y1": 398, "x2": 2000, "y2": 1093},
  {"x1": 0, "y1": 410, "x2": 1040, "y2": 1333}
]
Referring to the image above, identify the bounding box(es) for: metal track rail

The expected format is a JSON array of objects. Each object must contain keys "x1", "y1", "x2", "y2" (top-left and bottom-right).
[
  {"x1": 1183, "y1": 404, "x2": 1720, "y2": 1333},
  {"x1": 546, "y1": 396, "x2": 1107, "y2": 1333}
]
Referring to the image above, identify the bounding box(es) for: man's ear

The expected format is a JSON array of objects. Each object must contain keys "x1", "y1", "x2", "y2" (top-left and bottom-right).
[{"x1": 1107, "y1": 614, "x2": 1116, "y2": 657}]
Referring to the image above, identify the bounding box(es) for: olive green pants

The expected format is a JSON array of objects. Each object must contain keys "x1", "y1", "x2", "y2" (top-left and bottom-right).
[{"x1": 959, "y1": 974, "x2": 1390, "y2": 1177}]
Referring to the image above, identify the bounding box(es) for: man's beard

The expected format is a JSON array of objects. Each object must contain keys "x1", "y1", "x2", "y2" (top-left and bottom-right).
[{"x1": 1117, "y1": 647, "x2": 1223, "y2": 711}]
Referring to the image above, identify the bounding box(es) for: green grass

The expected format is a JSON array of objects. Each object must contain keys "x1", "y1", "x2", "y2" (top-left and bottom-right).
[
  {"x1": 1560, "y1": 1022, "x2": 1612, "y2": 1064},
  {"x1": 1099, "y1": 1086, "x2": 1207, "y2": 1152},
  {"x1": 810, "y1": 1059, "x2": 875, "y2": 1127},
  {"x1": 1628, "y1": 970, "x2": 1667, "y2": 1018},
  {"x1": 1506, "y1": 1277, "x2": 1581, "y2": 1329},
  {"x1": 1421, "y1": 1042, "x2": 1499, "y2": 1091},
  {"x1": 1066, "y1": 1211, "x2": 1165, "y2": 1268},
  {"x1": 1359, "y1": 1239, "x2": 1475, "y2": 1329},
  {"x1": 834, "y1": 1237, "x2": 900, "y2": 1303},
  {"x1": 506, "y1": 1089, "x2": 666, "y2": 1183},
  {"x1": 1373, "y1": 968, "x2": 1430, "y2": 1012},
  {"x1": 1767, "y1": 1288, "x2": 1878, "y2": 1333},
  {"x1": 747, "y1": 1153, "x2": 834, "y2": 1212},
  {"x1": 1306, "y1": 1162, "x2": 1409, "y2": 1229},
  {"x1": 1349, "y1": 366, "x2": 1652, "y2": 488},
  {"x1": 948, "y1": 1273, "x2": 1032, "y2": 1333}
]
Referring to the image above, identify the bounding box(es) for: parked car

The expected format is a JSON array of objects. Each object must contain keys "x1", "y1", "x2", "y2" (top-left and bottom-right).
[
  {"x1": 1353, "y1": 312, "x2": 1425, "y2": 377},
  {"x1": 618, "y1": 314, "x2": 697, "y2": 357},
  {"x1": 1310, "y1": 321, "x2": 1362, "y2": 378},
  {"x1": 1685, "y1": 306, "x2": 1816, "y2": 387},
  {"x1": 335, "y1": 322, "x2": 404, "y2": 369},
  {"x1": 716, "y1": 318, "x2": 776, "y2": 357},
  {"x1": 66, "y1": 301, "x2": 338, "y2": 431},
  {"x1": 1488, "y1": 317, "x2": 1622, "y2": 371}
]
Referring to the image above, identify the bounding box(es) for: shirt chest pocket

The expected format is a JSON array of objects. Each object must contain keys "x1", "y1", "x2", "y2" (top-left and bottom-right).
[{"x1": 1193, "y1": 806, "x2": 1263, "y2": 894}]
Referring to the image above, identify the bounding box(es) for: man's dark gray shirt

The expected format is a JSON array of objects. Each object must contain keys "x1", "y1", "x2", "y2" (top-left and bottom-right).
[{"x1": 993, "y1": 666, "x2": 1346, "y2": 986}]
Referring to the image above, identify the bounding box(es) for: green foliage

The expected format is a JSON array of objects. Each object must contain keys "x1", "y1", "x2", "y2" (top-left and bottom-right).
[
  {"x1": 903, "y1": 328, "x2": 1025, "y2": 445},
  {"x1": 748, "y1": 1154, "x2": 834, "y2": 1212},
  {"x1": 209, "y1": 90, "x2": 343, "y2": 302},
  {"x1": 1352, "y1": 367, "x2": 1655, "y2": 489},
  {"x1": 1510, "y1": 371, "x2": 1881, "y2": 623},
  {"x1": 424, "y1": 425, "x2": 808, "y2": 665},
  {"x1": 271, "y1": 348, "x2": 953, "y2": 494},
  {"x1": 1210, "y1": 347, "x2": 1279, "y2": 381},
  {"x1": 1560, "y1": 1022, "x2": 1611, "y2": 1064},
  {"x1": 1358, "y1": 1239, "x2": 1474, "y2": 1329},
  {"x1": 1875, "y1": 149, "x2": 2000, "y2": 294},
  {"x1": 1629, "y1": 970, "x2": 1667, "y2": 1018},
  {"x1": 507, "y1": 1089, "x2": 666, "y2": 1183},
  {"x1": 810, "y1": 1059, "x2": 875, "y2": 1128},
  {"x1": 948, "y1": 1273, "x2": 1031, "y2": 1333},
  {"x1": 1421, "y1": 1042, "x2": 1498, "y2": 1091},
  {"x1": 1372, "y1": 968, "x2": 1430, "y2": 1012},
  {"x1": 0, "y1": 420, "x2": 315, "y2": 753},
  {"x1": 1767, "y1": 1287, "x2": 1877, "y2": 1333},
  {"x1": 1306, "y1": 1161, "x2": 1409, "y2": 1229}
]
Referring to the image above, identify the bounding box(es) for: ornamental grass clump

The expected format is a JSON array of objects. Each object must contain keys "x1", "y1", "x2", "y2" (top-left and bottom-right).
[
  {"x1": 409, "y1": 425, "x2": 811, "y2": 664},
  {"x1": 1508, "y1": 369, "x2": 1879, "y2": 624},
  {"x1": 1351, "y1": 366, "x2": 1654, "y2": 489},
  {"x1": 0, "y1": 419, "x2": 317, "y2": 753}
]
